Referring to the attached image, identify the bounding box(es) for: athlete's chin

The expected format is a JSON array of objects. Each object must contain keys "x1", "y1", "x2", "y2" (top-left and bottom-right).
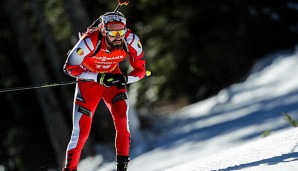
[{"x1": 113, "y1": 41, "x2": 122, "y2": 45}]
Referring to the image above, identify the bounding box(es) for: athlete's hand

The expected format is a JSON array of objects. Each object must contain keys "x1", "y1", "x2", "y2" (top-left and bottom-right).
[
  {"x1": 118, "y1": 0, "x2": 129, "y2": 6},
  {"x1": 97, "y1": 73, "x2": 127, "y2": 88}
]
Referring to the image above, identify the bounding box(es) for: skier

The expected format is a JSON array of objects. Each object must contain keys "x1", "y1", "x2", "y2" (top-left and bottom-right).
[{"x1": 62, "y1": 8, "x2": 146, "y2": 171}]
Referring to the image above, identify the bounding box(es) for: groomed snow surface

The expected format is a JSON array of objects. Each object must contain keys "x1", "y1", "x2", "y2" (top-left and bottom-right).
[
  {"x1": 166, "y1": 128, "x2": 298, "y2": 171},
  {"x1": 79, "y1": 47, "x2": 298, "y2": 171}
]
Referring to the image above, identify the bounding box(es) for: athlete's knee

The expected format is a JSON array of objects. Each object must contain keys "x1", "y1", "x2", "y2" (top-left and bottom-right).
[
  {"x1": 69, "y1": 110, "x2": 92, "y2": 149},
  {"x1": 111, "y1": 92, "x2": 128, "y2": 104},
  {"x1": 111, "y1": 101, "x2": 128, "y2": 118},
  {"x1": 78, "y1": 115, "x2": 92, "y2": 140}
]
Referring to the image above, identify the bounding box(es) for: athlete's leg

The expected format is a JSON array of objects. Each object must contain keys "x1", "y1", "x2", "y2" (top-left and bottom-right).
[
  {"x1": 64, "y1": 81, "x2": 104, "y2": 170},
  {"x1": 103, "y1": 86, "x2": 130, "y2": 157}
]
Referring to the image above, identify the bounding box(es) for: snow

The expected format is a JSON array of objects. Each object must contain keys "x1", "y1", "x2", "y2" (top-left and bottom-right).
[
  {"x1": 166, "y1": 128, "x2": 298, "y2": 171},
  {"x1": 79, "y1": 46, "x2": 298, "y2": 171}
]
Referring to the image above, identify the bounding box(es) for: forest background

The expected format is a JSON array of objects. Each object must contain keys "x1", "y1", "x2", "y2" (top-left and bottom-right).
[{"x1": 0, "y1": 0, "x2": 297, "y2": 170}]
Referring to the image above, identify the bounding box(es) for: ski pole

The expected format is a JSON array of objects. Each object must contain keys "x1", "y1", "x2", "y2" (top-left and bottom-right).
[
  {"x1": 0, "y1": 80, "x2": 82, "y2": 93},
  {"x1": 0, "y1": 70, "x2": 151, "y2": 93}
]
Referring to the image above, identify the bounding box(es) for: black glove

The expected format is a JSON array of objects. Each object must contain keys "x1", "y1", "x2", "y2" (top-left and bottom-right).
[{"x1": 98, "y1": 73, "x2": 127, "y2": 88}]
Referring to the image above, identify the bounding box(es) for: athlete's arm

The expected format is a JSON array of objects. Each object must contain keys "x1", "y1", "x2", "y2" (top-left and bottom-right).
[
  {"x1": 63, "y1": 31, "x2": 99, "y2": 81},
  {"x1": 126, "y1": 31, "x2": 146, "y2": 84}
]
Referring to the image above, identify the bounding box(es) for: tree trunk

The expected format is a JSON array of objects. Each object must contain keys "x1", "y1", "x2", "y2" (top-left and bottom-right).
[
  {"x1": 5, "y1": 0, "x2": 70, "y2": 168},
  {"x1": 29, "y1": 0, "x2": 73, "y2": 113}
]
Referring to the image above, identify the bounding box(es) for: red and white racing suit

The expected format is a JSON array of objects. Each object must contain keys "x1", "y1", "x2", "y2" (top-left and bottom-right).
[{"x1": 63, "y1": 27, "x2": 146, "y2": 170}]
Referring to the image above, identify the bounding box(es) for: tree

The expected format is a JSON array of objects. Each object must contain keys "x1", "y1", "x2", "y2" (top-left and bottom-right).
[
  {"x1": 130, "y1": 0, "x2": 298, "y2": 114},
  {"x1": 6, "y1": 0, "x2": 70, "y2": 168}
]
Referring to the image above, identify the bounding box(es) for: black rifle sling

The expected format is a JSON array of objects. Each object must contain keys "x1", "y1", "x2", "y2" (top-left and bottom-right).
[{"x1": 92, "y1": 31, "x2": 103, "y2": 56}]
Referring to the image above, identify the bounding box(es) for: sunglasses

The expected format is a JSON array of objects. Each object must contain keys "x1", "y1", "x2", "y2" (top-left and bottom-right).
[{"x1": 105, "y1": 29, "x2": 127, "y2": 37}]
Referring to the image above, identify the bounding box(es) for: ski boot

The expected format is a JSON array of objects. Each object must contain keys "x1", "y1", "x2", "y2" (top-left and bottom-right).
[{"x1": 116, "y1": 155, "x2": 130, "y2": 171}]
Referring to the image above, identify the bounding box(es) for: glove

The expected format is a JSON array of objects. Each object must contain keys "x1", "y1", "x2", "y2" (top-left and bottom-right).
[
  {"x1": 118, "y1": 0, "x2": 129, "y2": 6},
  {"x1": 98, "y1": 73, "x2": 127, "y2": 88}
]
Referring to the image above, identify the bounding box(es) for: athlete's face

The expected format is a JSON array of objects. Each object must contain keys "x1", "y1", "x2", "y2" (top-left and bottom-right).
[{"x1": 104, "y1": 23, "x2": 126, "y2": 49}]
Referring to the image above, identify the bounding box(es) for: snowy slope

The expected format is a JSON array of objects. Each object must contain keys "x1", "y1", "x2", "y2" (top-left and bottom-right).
[
  {"x1": 166, "y1": 127, "x2": 298, "y2": 171},
  {"x1": 79, "y1": 47, "x2": 298, "y2": 171}
]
